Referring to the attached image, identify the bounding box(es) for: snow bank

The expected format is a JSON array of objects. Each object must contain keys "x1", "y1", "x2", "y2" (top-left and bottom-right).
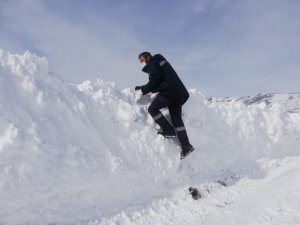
[{"x1": 0, "y1": 49, "x2": 299, "y2": 225}]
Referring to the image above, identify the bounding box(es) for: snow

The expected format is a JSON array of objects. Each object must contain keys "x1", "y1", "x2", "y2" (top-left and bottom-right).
[
  {"x1": 92, "y1": 156, "x2": 300, "y2": 225},
  {"x1": 0, "y1": 49, "x2": 299, "y2": 225}
]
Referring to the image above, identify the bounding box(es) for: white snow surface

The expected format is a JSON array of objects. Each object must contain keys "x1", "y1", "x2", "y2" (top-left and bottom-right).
[{"x1": 0, "y1": 49, "x2": 299, "y2": 225}]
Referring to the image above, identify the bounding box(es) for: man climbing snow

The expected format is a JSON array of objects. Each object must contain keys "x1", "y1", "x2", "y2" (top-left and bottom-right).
[{"x1": 135, "y1": 52, "x2": 194, "y2": 159}]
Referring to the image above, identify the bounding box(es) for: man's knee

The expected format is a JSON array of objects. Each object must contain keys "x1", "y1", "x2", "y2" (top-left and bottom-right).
[
  {"x1": 148, "y1": 97, "x2": 164, "y2": 116},
  {"x1": 148, "y1": 105, "x2": 165, "y2": 122},
  {"x1": 148, "y1": 104, "x2": 158, "y2": 116}
]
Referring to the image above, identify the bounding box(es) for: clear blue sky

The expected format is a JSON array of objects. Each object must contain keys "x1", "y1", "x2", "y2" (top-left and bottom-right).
[{"x1": 1, "y1": 0, "x2": 299, "y2": 97}]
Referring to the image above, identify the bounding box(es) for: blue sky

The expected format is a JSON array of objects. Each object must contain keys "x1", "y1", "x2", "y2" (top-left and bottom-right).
[{"x1": 0, "y1": 0, "x2": 299, "y2": 97}]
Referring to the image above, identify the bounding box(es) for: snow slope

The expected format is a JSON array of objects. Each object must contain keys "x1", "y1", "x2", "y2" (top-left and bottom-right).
[
  {"x1": 91, "y1": 156, "x2": 300, "y2": 225},
  {"x1": 0, "y1": 49, "x2": 299, "y2": 225}
]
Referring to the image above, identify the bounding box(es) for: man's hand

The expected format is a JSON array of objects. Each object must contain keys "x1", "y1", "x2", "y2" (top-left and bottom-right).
[{"x1": 135, "y1": 86, "x2": 142, "y2": 91}]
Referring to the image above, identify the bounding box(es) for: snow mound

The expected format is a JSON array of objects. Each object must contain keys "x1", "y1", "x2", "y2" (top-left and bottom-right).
[{"x1": 0, "y1": 49, "x2": 299, "y2": 225}]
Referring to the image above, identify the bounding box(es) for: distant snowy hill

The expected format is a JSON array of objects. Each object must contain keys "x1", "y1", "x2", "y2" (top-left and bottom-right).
[
  {"x1": 0, "y1": 49, "x2": 300, "y2": 225},
  {"x1": 208, "y1": 93, "x2": 300, "y2": 113}
]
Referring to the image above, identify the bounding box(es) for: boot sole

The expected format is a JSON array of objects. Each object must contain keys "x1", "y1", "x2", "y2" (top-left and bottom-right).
[
  {"x1": 157, "y1": 133, "x2": 176, "y2": 138},
  {"x1": 180, "y1": 147, "x2": 195, "y2": 160}
]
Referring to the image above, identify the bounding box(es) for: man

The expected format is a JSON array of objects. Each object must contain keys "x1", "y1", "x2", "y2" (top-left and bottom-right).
[{"x1": 135, "y1": 52, "x2": 194, "y2": 159}]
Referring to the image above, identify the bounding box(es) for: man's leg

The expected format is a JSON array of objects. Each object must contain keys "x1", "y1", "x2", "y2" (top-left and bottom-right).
[
  {"x1": 148, "y1": 96, "x2": 175, "y2": 134},
  {"x1": 168, "y1": 97, "x2": 191, "y2": 146}
]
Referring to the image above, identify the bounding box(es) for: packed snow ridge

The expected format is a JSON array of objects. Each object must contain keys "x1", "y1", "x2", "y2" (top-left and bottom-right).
[{"x1": 0, "y1": 49, "x2": 299, "y2": 225}]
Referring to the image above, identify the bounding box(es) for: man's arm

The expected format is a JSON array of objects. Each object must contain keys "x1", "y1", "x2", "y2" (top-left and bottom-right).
[
  {"x1": 140, "y1": 73, "x2": 162, "y2": 95},
  {"x1": 139, "y1": 62, "x2": 163, "y2": 95}
]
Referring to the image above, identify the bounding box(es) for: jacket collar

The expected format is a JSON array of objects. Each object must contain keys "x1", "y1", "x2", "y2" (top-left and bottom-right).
[{"x1": 142, "y1": 59, "x2": 154, "y2": 73}]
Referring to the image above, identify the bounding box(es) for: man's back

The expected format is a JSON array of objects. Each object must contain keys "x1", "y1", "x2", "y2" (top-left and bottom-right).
[{"x1": 149, "y1": 54, "x2": 189, "y2": 98}]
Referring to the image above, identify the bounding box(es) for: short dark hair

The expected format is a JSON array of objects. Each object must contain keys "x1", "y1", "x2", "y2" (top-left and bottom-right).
[{"x1": 138, "y1": 52, "x2": 152, "y2": 59}]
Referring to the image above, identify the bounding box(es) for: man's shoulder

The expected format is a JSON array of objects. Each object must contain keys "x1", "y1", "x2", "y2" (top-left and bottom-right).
[
  {"x1": 152, "y1": 54, "x2": 168, "y2": 67},
  {"x1": 152, "y1": 54, "x2": 166, "y2": 61}
]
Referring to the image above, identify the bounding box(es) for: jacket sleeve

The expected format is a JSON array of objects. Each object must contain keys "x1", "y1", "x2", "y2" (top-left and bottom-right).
[{"x1": 141, "y1": 64, "x2": 162, "y2": 95}]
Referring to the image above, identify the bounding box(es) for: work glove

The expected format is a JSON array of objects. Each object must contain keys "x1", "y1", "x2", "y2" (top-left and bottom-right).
[{"x1": 135, "y1": 86, "x2": 142, "y2": 91}]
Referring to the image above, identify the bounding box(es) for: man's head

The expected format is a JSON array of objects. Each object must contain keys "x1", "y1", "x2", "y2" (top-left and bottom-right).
[{"x1": 138, "y1": 52, "x2": 152, "y2": 66}]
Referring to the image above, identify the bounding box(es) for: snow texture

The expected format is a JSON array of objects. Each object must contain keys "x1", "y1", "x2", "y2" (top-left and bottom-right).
[{"x1": 0, "y1": 49, "x2": 299, "y2": 225}]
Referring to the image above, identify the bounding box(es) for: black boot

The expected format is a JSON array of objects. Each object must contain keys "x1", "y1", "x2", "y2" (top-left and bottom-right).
[
  {"x1": 176, "y1": 128, "x2": 190, "y2": 145},
  {"x1": 181, "y1": 144, "x2": 194, "y2": 159}
]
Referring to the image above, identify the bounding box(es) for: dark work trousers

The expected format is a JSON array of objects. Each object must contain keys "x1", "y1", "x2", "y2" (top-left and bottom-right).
[{"x1": 148, "y1": 95, "x2": 191, "y2": 146}]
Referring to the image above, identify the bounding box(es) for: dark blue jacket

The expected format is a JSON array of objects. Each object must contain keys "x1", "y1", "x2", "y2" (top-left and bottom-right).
[{"x1": 141, "y1": 54, "x2": 189, "y2": 98}]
